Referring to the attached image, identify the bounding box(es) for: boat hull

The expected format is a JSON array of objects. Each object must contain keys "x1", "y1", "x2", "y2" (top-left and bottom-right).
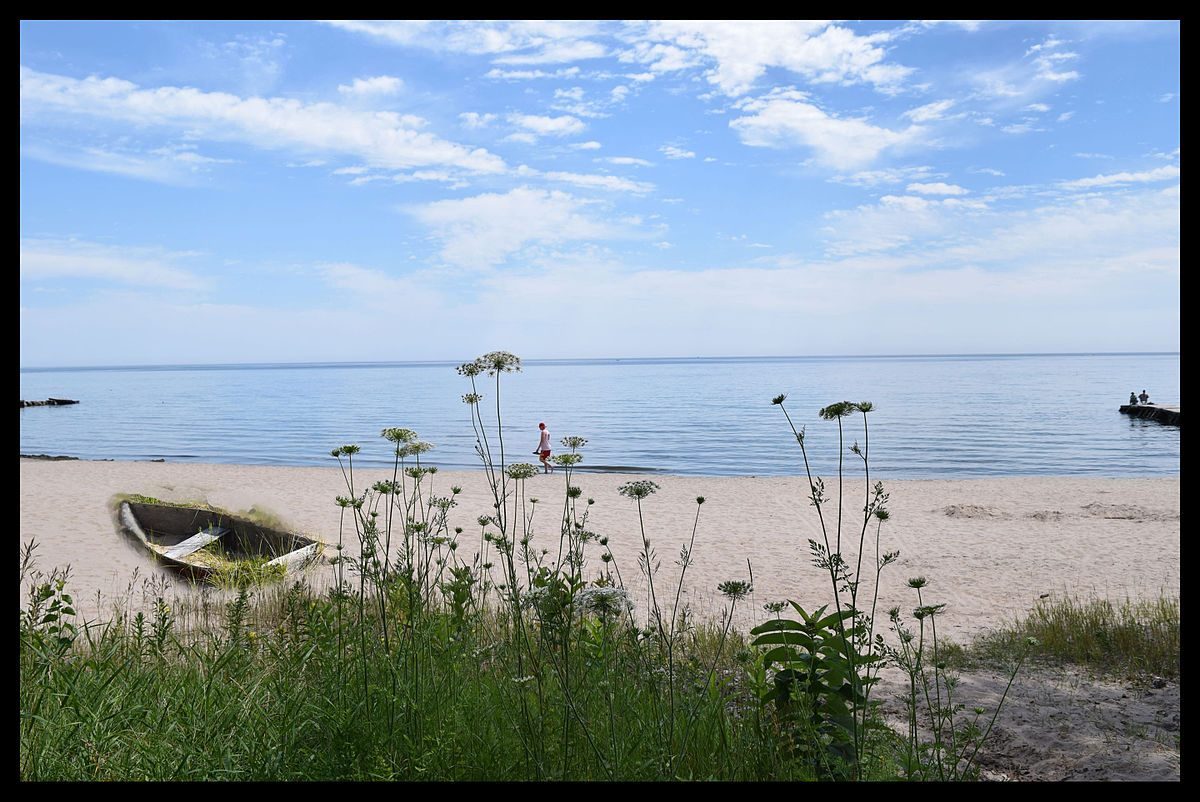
[{"x1": 116, "y1": 500, "x2": 322, "y2": 582}]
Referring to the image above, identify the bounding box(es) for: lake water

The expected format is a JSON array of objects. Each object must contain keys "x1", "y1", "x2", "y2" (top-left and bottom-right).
[{"x1": 20, "y1": 353, "x2": 1180, "y2": 478}]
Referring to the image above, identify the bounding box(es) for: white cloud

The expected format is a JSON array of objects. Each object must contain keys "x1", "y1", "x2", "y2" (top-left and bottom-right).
[
  {"x1": 830, "y1": 165, "x2": 940, "y2": 187},
  {"x1": 731, "y1": 89, "x2": 926, "y2": 169},
  {"x1": 322, "y1": 20, "x2": 608, "y2": 65},
  {"x1": 337, "y1": 75, "x2": 403, "y2": 96},
  {"x1": 20, "y1": 67, "x2": 507, "y2": 175},
  {"x1": 622, "y1": 20, "x2": 914, "y2": 96},
  {"x1": 659, "y1": 145, "x2": 695, "y2": 160},
  {"x1": 903, "y1": 99, "x2": 957, "y2": 122},
  {"x1": 459, "y1": 112, "x2": 497, "y2": 128},
  {"x1": 907, "y1": 182, "x2": 968, "y2": 195},
  {"x1": 601, "y1": 156, "x2": 653, "y2": 166},
  {"x1": 407, "y1": 186, "x2": 638, "y2": 267},
  {"x1": 20, "y1": 238, "x2": 211, "y2": 291},
  {"x1": 1059, "y1": 165, "x2": 1180, "y2": 189},
  {"x1": 506, "y1": 112, "x2": 586, "y2": 138}
]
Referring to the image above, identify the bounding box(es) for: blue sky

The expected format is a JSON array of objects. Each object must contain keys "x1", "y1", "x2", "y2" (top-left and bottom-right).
[{"x1": 20, "y1": 20, "x2": 1179, "y2": 367}]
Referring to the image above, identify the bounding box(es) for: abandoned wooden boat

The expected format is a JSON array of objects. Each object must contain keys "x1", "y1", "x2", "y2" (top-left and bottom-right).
[{"x1": 115, "y1": 499, "x2": 323, "y2": 582}]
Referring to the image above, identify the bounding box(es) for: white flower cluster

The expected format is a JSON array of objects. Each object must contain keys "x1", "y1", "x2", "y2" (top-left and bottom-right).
[{"x1": 574, "y1": 586, "x2": 634, "y2": 617}]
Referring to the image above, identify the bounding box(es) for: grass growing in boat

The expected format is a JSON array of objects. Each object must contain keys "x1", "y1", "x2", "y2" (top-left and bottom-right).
[{"x1": 205, "y1": 553, "x2": 289, "y2": 588}]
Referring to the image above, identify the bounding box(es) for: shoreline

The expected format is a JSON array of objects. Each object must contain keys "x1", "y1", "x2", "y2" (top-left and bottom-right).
[{"x1": 20, "y1": 457, "x2": 1180, "y2": 637}]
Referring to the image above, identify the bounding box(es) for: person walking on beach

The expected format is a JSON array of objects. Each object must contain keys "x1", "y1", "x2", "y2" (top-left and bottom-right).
[
  {"x1": 1139, "y1": 390, "x2": 1150, "y2": 405},
  {"x1": 535, "y1": 422, "x2": 554, "y2": 473}
]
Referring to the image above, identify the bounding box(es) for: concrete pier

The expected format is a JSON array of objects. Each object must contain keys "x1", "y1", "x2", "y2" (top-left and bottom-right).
[{"x1": 1119, "y1": 403, "x2": 1180, "y2": 426}]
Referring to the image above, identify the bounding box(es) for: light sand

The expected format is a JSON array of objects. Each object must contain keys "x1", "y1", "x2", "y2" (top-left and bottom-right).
[
  {"x1": 19, "y1": 458, "x2": 1179, "y2": 631},
  {"x1": 19, "y1": 457, "x2": 1180, "y2": 780}
]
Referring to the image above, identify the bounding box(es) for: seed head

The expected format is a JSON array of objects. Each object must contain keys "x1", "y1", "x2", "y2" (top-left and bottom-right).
[
  {"x1": 718, "y1": 580, "x2": 753, "y2": 601},
  {"x1": 505, "y1": 463, "x2": 538, "y2": 480},
  {"x1": 618, "y1": 480, "x2": 659, "y2": 500},
  {"x1": 381, "y1": 427, "x2": 417, "y2": 444},
  {"x1": 819, "y1": 401, "x2": 856, "y2": 420}
]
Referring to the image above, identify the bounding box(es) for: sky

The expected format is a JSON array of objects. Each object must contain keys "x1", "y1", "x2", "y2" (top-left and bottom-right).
[{"x1": 20, "y1": 20, "x2": 1180, "y2": 367}]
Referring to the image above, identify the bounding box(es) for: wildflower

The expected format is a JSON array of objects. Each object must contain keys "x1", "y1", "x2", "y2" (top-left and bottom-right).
[
  {"x1": 461, "y1": 392, "x2": 482, "y2": 405},
  {"x1": 552, "y1": 453, "x2": 583, "y2": 466},
  {"x1": 505, "y1": 463, "x2": 538, "y2": 480},
  {"x1": 618, "y1": 480, "x2": 659, "y2": 500},
  {"x1": 567, "y1": 485, "x2": 582, "y2": 499},
  {"x1": 561, "y1": 436, "x2": 588, "y2": 450},
  {"x1": 398, "y1": 441, "x2": 434, "y2": 459},
  {"x1": 478, "y1": 350, "x2": 521, "y2": 375},
  {"x1": 381, "y1": 427, "x2": 417, "y2": 443},
  {"x1": 913, "y1": 603, "x2": 946, "y2": 620},
  {"x1": 907, "y1": 577, "x2": 928, "y2": 588},
  {"x1": 718, "y1": 580, "x2": 753, "y2": 601},
  {"x1": 771, "y1": 394, "x2": 787, "y2": 405},
  {"x1": 819, "y1": 401, "x2": 856, "y2": 420},
  {"x1": 575, "y1": 586, "x2": 634, "y2": 618},
  {"x1": 336, "y1": 444, "x2": 360, "y2": 455}
]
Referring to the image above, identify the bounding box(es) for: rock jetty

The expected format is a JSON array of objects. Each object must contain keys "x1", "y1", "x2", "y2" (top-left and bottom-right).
[
  {"x1": 1119, "y1": 403, "x2": 1180, "y2": 426},
  {"x1": 20, "y1": 398, "x2": 79, "y2": 408}
]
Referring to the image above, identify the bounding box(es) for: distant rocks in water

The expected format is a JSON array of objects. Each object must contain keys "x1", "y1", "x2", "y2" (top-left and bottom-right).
[
  {"x1": 1118, "y1": 404, "x2": 1180, "y2": 427},
  {"x1": 20, "y1": 398, "x2": 79, "y2": 408},
  {"x1": 20, "y1": 454, "x2": 80, "y2": 461}
]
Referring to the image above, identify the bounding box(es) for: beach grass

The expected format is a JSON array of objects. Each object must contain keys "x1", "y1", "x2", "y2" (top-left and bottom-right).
[{"x1": 947, "y1": 593, "x2": 1180, "y2": 680}]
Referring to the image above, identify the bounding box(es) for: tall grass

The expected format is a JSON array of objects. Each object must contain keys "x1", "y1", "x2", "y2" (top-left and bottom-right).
[{"x1": 962, "y1": 593, "x2": 1179, "y2": 679}]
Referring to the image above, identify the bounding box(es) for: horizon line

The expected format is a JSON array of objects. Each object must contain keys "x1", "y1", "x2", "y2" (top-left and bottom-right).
[{"x1": 19, "y1": 350, "x2": 1181, "y2": 373}]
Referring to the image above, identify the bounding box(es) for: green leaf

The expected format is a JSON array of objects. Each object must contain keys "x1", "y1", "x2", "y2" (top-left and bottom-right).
[
  {"x1": 752, "y1": 631, "x2": 817, "y2": 650},
  {"x1": 750, "y1": 618, "x2": 807, "y2": 635}
]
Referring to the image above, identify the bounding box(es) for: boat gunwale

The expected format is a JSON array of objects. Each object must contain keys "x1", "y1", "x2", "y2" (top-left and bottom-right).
[{"x1": 115, "y1": 499, "x2": 322, "y2": 580}]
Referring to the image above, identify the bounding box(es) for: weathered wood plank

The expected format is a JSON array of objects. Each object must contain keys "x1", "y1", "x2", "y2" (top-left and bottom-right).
[{"x1": 163, "y1": 527, "x2": 230, "y2": 560}]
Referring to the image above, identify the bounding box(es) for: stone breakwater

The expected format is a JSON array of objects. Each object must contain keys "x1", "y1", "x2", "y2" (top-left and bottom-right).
[
  {"x1": 1119, "y1": 404, "x2": 1180, "y2": 426},
  {"x1": 20, "y1": 398, "x2": 79, "y2": 408}
]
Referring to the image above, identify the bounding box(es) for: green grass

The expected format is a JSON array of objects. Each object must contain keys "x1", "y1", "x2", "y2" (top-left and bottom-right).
[
  {"x1": 19, "y1": 572, "x2": 825, "y2": 781},
  {"x1": 955, "y1": 593, "x2": 1179, "y2": 680}
]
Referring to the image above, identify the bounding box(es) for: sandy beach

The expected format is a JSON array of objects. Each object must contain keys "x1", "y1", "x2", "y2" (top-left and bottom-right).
[
  {"x1": 19, "y1": 457, "x2": 1179, "y2": 629},
  {"x1": 19, "y1": 457, "x2": 1181, "y2": 780}
]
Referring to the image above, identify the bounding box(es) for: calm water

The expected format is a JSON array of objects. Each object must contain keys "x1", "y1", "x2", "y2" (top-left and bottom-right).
[{"x1": 20, "y1": 354, "x2": 1180, "y2": 478}]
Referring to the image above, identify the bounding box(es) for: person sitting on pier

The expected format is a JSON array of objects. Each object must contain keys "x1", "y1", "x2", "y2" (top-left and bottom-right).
[
  {"x1": 1139, "y1": 390, "x2": 1150, "y2": 405},
  {"x1": 1130, "y1": 391, "x2": 1139, "y2": 405}
]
